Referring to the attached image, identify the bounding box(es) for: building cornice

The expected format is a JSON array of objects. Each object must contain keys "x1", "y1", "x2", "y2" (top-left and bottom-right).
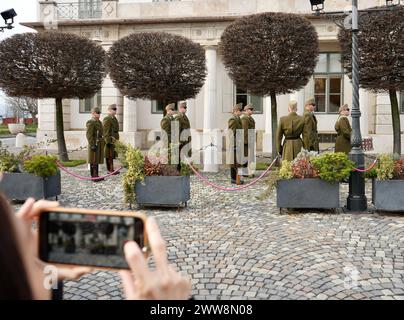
[{"x1": 21, "y1": 14, "x2": 322, "y2": 30}]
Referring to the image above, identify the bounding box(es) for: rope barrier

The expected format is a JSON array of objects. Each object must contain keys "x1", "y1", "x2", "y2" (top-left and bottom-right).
[
  {"x1": 184, "y1": 156, "x2": 279, "y2": 192},
  {"x1": 56, "y1": 160, "x2": 123, "y2": 181},
  {"x1": 352, "y1": 158, "x2": 378, "y2": 173}
]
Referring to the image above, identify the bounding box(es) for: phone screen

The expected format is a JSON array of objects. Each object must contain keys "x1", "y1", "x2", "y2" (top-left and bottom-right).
[{"x1": 39, "y1": 211, "x2": 145, "y2": 269}]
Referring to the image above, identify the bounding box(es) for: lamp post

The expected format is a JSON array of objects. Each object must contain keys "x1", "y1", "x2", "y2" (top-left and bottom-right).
[{"x1": 310, "y1": 0, "x2": 368, "y2": 211}]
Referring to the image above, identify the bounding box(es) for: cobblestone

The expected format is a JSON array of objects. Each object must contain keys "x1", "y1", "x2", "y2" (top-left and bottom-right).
[{"x1": 13, "y1": 164, "x2": 404, "y2": 300}]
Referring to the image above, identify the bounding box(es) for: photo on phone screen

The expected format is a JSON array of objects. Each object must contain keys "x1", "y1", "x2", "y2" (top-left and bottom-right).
[{"x1": 39, "y1": 211, "x2": 145, "y2": 269}]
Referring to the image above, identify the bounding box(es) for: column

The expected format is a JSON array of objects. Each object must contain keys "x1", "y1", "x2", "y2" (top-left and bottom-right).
[
  {"x1": 121, "y1": 96, "x2": 142, "y2": 148},
  {"x1": 203, "y1": 46, "x2": 219, "y2": 172},
  {"x1": 262, "y1": 96, "x2": 272, "y2": 153},
  {"x1": 101, "y1": 75, "x2": 124, "y2": 130}
]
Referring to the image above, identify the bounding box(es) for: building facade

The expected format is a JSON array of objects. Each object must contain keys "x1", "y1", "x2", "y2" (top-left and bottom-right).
[{"x1": 23, "y1": 0, "x2": 404, "y2": 164}]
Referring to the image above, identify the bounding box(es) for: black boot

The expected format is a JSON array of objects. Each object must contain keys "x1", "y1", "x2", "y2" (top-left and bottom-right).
[
  {"x1": 230, "y1": 167, "x2": 237, "y2": 184},
  {"x1": 94, "y1": 164, "x2": 104, "y2": 182}
]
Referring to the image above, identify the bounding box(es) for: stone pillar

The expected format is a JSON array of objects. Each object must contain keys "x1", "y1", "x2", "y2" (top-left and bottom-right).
[
  {"x1": 121, "y1": 96, "x2": 142, "y2": 148},
  {"x1": 203, "y1": 46, "x2": 219, "y2": 172},
  {"x1": 102, "y1": 0, "x2": 119, "y2": 19},
  {"x1": 359, "y1": 88, "x2": 369, "y2": 137},
  {"x1": 100, "y1": 75, "x2": 123, "y2": 130},
  {"x1": 262, "y1": 96, "x2": 272, "y2": 153}
]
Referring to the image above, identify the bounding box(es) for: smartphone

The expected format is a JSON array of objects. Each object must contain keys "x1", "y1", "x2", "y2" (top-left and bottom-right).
[{"x1": 39, "y1": 207, "x2": 148, "y2": 269}]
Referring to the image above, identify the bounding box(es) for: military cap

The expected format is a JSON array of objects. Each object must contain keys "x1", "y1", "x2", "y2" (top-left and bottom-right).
[
  {"x1": 244, "y1": 103, "x2": 253, "y2": 111},
  {"x1": 288, "y1": 100, "x2": 298, "y2": 110},
  {"x1": 108, "y1": 103, "x2": 117, "y2": 110},
  {"x1": 305, "y1": 98, "x2": 316, "y2": 106},
  {"x1": 233, "y1": 103, "x2": 243, "y2": 112},
  {"x1": 91, "y1": 106, "x2": 101, "y2": 114},
  {"x1": 165, "y1": 103, "x2": 175, "y2": 112},
  {"x1": 339, "y1": 104, "x2": 349, "y2": 113}
]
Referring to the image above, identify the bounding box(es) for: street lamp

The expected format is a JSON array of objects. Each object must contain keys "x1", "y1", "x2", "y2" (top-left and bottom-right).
[
  {"x1": 310, "y1": 0, "x2": 367, "y2": 212},
  {"x1": 310, "y1": 0, "x2": 325, "y2": 14},
  {"x1": 0, "y1": 8, "x2": 17, "y2": 32}
]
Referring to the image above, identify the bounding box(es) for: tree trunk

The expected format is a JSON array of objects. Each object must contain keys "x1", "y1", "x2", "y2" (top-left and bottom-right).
[
  {"x1": 389, "y1": 89, "x2": 401, "y2": 157},
  {"x1": 270, "y1": 90, "x2": 278, "y2": 162},
  {"x1": 55, "y1": 98, "x2": 69, "y2": 161}
]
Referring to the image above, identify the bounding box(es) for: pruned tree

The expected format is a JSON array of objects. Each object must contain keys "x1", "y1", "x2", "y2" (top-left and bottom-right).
[
  {"x1": 338, "y1": 6, "x2": 404, "y2": 156},
  {"x1": 0, "y1": 32, "x2": 107, "y2": 161},
  {"x1": 5, "y1": 96, "x2": 38, "y2": 123},
  {"x1": 219, "y1": 12, "x2": 319, "y2": 158},
  {"x1": 107, "y1": 32, "x2": 206, "y2": 116}
]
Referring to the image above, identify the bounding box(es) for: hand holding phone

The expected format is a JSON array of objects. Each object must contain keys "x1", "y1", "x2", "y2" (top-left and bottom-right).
[{"x1": 39, "y1": 208, "x2": 148, "y2": 269}]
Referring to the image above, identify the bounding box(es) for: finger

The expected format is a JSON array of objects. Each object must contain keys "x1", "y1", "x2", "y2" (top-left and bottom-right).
[
  {"x1": 16, "y1": 198, "x2": 35, "y2": 219},
  {"x1": 30, "y1": 200, "x2": 60, "y2": 220},
  {"x1": 119, "y1": 270, "x2": 136, "y2": 300},
  {"x1": 124, "y1": 241, "x2": 149, "y2": 284},
  {"x1": 146, "y1": 217, "x2": 168, "y2": 271},
  {"x1": 57, "y1": 267, "x2": 93, "y2": 281}
]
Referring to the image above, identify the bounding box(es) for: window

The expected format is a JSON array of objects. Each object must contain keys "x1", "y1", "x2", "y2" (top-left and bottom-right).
[
  {"x1": 234, "y1": 87, "x2": 263, "y2": 113},
  {"x1": 400, "y1": 91, "x2": 404, "y2": 113},
  {"x1": 313, "y1": 53, "x2": 344, "y2": 113},
  {"x1": 152, "y1": 100, "x2": 178, "y2": 114},
  {"x1": 79, "y1": 90, "x2": 101, "y2": 113}
]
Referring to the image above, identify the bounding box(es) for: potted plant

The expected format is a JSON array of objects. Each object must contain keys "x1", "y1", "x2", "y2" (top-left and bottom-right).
[
  {"x1": 116, "y1": 141, "x2": 192, "y2": 208},
  {"x1": 372, "y1": 154, "x2": 404, "y2": 211},
  {"x1": 0, "y1": 147, "x2": 61, "y2": 200},
  {"x1": 276, "y1": 150, "x2": 354, "y2": 209}
]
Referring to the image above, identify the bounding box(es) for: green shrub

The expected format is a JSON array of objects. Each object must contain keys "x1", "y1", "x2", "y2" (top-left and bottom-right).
[
  {"x1": 311, "y1": 152, "x2": 355, "y2": 182},
  {"x1": 0, "y1": 148, "x2": 20, "y2": 173},
  {"x1": 279, "y1": 160, "x2": 293, "y2": 179},
  {"x1": 23, "y1": 155, "x2": 58, "y2": 177},
  {"x1": 122, "y1": 144, "x2": 145, "y2": 206},
  {"x1": 376, "y1": 154, "x2": 395, "y2": 180}
]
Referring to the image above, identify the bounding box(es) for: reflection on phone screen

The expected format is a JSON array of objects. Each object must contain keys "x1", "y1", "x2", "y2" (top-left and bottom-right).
[{"x1": 41, "y1": 212, "x2": 144, "y2": 269}]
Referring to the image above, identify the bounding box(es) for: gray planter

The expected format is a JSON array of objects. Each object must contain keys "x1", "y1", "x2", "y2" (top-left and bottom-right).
[
  {"x1": 135, "y1": 176, "x2": 190, "y2": 207},
  {"x1": 277, "y1": 179, "x2": 340, "y2": 209},
  {"x1": 372, "y1": 179, "x2": 404, "y2": 212},
  {"x1": 0, "y1": 171, "x2": 61, "y2": 200}
]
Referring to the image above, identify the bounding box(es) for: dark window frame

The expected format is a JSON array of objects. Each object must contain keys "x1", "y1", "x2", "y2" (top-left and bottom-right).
[{"x1": 234, "y1": 86, "x2": 263, "y2": 114}]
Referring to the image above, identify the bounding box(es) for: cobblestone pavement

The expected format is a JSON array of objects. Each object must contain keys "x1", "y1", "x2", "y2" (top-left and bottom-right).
[{"x1": 13, "y1": 164, "x2": 404, "y2": 300}]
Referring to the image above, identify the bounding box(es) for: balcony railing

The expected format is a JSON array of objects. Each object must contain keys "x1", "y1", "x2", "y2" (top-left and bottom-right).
[{"x1": 57, "y1": 1, "x2": 102, "y2": 20}]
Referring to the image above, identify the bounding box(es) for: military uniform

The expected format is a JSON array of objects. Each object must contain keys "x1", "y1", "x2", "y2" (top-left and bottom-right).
[
  {"x1": 302, "y1": 110, "x2": 320, "y2": 152},
  {"x1": 177, "y1": 112, "x2": 192, "y2": 158},
  {"x1": 240, "y1": 113, "x2": 256, "y2": 175},
  {"x1": 228, "y1": 112, "x2": 243, "y2": 183},
  {"x1": 276, "y1": 112, "x2": 304, "y2": 161},
  {"x1": 335, "y1": 115, "x2": 352, "y2": 154},
  {"x1": 103, "y1": 114, "x2": 120, "y2": 173},
  {"x1": 86, "y1": 117, "x2": 104, "y2": 180},
  {"x1": 160, "y1": 114, "x2": 175, "y2": 146}
]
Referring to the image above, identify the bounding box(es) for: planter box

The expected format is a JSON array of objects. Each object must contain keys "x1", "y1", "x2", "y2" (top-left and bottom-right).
[
  {"x1": 135, "y1": 176, "x2": 190, "y2": 207},
  {"x1": 0, "y1": 171, "x2": 61, "y2": 200},
  {"x1": 277, "y1": 179, "x2": 340, "y2": 209},
  {"x1": 372, "y1": 179, "x2": 404, "y2": 211},
  {"x1": 8, "y1": 123, "x2": 25, "y2": 134}
]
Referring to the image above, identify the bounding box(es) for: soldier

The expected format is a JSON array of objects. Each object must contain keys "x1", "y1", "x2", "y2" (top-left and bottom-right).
[
  {"x1": 177, "y1": 101, "x2": 192, "y2": 171},
  {"x1": 160, "y1": 103, "x2": 176, "y2": 147},
  {"x1": 86, "y1": 106, "x2": 104, "y2": 182},
  {"x1": 302, "y1": 98, "x2": 320, "y2": 152},
  {"x1": 276, "y1": 100, "x2": 305, "y2": 161},
  {"x1": 228, "y1": 103, "x2": 244, "y2": 184},
  {"x1": 240, "y1": 103, "x2": 256, "y2": 177},
  {"x1": 335, "y1": 104, "x2": 352, "y2": 154},
  {"x1": 103, "y1": 104, "x2": 120, "y2": 174}
]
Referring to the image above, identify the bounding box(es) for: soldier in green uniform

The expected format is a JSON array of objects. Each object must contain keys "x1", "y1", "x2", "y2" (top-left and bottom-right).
[
  {"x1": 86, "y1": 106, "x2": 104, "y2": 182},
  {"x1": 228, "y1": 103, "x2": 244, "y2": 184},
  {"x1": 276, "y1": 100, "x2": 305, "y2": 161},
  {"x1": 240, "y1": 104, "x2": 256, "y2": 177},
  {"x1": 103, "y1": 104, "x2": 120, "y2": 174},
  {"x1": 160, "y1": 103, "x2": 176, "y2": 148},
  {"x1": 302, "y1": 98, "x2": 320, "y2": 152},
  {"x1": 177, "y1": 101, "x2": 192, "y2": 171},
  {"x1": 335, "y1": 104, "x2": 352, "y2": 154}
]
